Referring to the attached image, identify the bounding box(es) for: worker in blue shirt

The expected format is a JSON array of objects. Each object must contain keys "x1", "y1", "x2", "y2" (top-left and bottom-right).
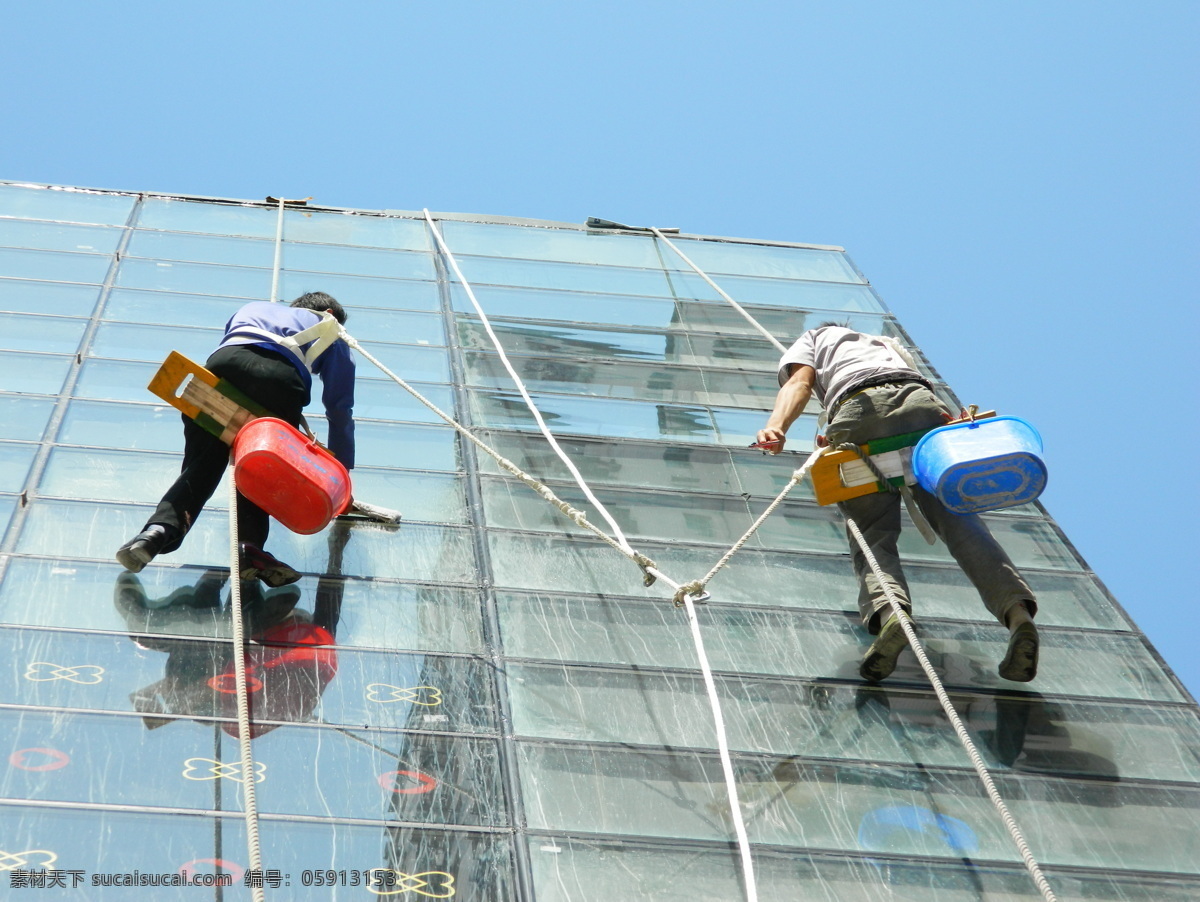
[{"x1": 116, "y1": 292, "x2": 356, "y2": 586}]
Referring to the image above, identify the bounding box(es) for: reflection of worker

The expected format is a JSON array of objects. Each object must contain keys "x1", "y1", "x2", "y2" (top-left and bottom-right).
[
  {"x1": 756, "y1": 325, "x2": 1039, "y2": 683},
  {"x1": 116, "y1": 293, "x2": 355, "y2": 586}
]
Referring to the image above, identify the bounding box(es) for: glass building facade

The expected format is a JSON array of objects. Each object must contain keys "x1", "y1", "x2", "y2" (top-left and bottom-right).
[{"x1": 0, "y1": 180, "x2": 1196, "y2": 899}]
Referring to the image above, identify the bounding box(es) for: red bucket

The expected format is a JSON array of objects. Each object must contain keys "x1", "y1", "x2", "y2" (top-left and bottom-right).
[{"x1": 232, "y1": 418, "x2": 352, "y2": 535}]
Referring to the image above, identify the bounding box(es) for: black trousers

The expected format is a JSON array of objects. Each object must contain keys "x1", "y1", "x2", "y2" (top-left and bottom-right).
[{"x1": 148, "y1": 345, "x2": 309, "y2": 552}]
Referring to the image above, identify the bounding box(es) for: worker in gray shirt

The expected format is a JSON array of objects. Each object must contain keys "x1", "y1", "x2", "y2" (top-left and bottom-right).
[{"x1": 756, "y1": 324, "x2": 1039, "y2": 684}]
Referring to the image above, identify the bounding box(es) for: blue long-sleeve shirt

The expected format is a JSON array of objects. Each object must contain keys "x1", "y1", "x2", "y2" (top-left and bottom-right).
[{"x1": 217, "y1": 301, "x2": 356, "y2": 468}]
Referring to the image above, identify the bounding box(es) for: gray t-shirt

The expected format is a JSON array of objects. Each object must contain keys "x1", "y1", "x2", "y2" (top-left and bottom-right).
[{"x1": 777, "y1": 327, "x2": 921, "y2": 410}]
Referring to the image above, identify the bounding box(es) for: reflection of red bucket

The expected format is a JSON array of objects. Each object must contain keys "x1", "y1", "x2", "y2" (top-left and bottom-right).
[{"x1": 233, "y1": 418, "x2": 352, "y2": 534}]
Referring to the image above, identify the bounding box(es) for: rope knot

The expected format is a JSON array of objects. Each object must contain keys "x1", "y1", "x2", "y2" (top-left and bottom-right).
[{"x1": 672, "y1": 580, "x2": 710, "y2": 607}]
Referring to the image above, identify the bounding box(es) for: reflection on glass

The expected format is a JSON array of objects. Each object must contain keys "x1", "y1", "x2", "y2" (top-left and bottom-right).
[
  {"x1": 457, "y1": 317, "x2": 691, "y2": 362},
  {"x1": 0, "y1": 395, "x2": 56, "y2": 440},
  {"x1": 0, "y1": 442, "x2": 36, "y2": 492},
  {"x1": 663, "y1": 237, "x2": 864, "y2": 283},
  {"x1": 125, "y1": 230, "x2": 274, "y2": 267},
  {"x1": 350, "y1": 422, "x2": 461, "y2": 471},
  {"x1": 519, "y1": 743, "x2": 1200, "y2": 873},
  {"x1": 137, "y1": 197, "x2": 279, "y2": 238},
  {"x1": 284, "y1": 243, "x2": 435, "y2": 281},
  {"x1": 73, "y1": 359, "x2": 160, "y2": 402},
  {"x1": 283, "y1": 209, "x2": 430, "y2": 250},
  {"x1": 91, "y1": 321, "x2": 220, "y2": 362},
  {"x1": 102, "y1": 288, "x2": 245, "y2": 327},
  {"x1": 451, "y1": 284, "x2": 680, "y2": 329},
  {"x1": 470, "y1": 390, "x2": 718, "y2": 443},
  {"x1": 349, "y1": 469, "x2": 466, "y2": 524},
  {"x1": 443, "y1": 220, "x2": 662, "y2": 268},
  {"x1": 0, "y1": 312, "x2": 87, "y2": 355},
  {"x1": 352, "y1": 380, "x2": 458, "y2": 424},
  {"x1": 115, "y1": 258, "x2": 270, "y2": 298},
  {"x1": 279, "y1": 270, "x2": 439, "y2": 310},
  {"x1": 528, "y1": 838, "x2": 1200, "y2": 902}
]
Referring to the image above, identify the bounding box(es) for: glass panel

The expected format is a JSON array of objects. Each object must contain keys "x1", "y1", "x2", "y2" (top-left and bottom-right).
[
  {"x1": 279, "y1": 270, "x2": 439, "y2": 310},
  {"x1": 0, "y1": 395, "x2": 56, "y2": 440},
  {"x1": 529, "y1": 838, "x2": 1200, "y2": 902},
  {"x1": 1, "y1": 558, "x2": 484, "y2": 654},
  {"x1": 442, "y1": 220, "x2": 662, "y2": 268},
  {"x1": 351, "y1": 422, "x2": 461, "y2": 472},
  {"x1": 353, "y1": 380, "x2": 458, "y2": 424},
  {"x1": 457, "y1": 317, "x2": 692, "y2": 362},
  {"x1": 518, "y1": 744, "x2": 1200, "y2": 873},
  {"x1": 102, "y1": 287, "x2": 246, "y2": 326},
  {"x1": 674, "y1": 299, "x2": 890, "y2": 337},
  {"x1": 283, "y1": 243, "x2": 435, "y2": 280},
  {"x1": 893, "y1": 512, "x2": 1083, "y2": 572},
  {"x1": 284, "y1": 208, "x2": 430, "y2": 250},
  {"x1": 41, "y1": 447, "x2": 179, "y2": 503},
  {"x1": 669, "y1": 271, "x2": 885, "y2": 310},
  {"x1": 0, "y1": 441, "x2": 36, "y2": 491},
  {"x1": 115, "y1": 258, "x2": 270, "y2": 298},
  {"x1": 73, "y1": 358, "x2": 159, "y2": 402},
  {"x1": 137, "y1": 196, "x2": 279, "y2": 237},
  {"x1": 343, "y1": 307, "x2": 444, "y2": 346},
  {"x1": 124, "y1": 229, "x2": 274, "y2": 266},
  {"x1": 0, "y1": 626, "x2": 495, "y2": 733},
  {"x1": 0, "y1": 218, "x2": 122, "y2": 254},
  {"x1": 90, "y1": 321, "x2": 219, "y2": 362},
  {"x1": 462, "y1": 350, "x2": 777, "y2": 410},
  {"x1": 457, "y1": 255, "x2": 674, "y2": 296},
  {"x1": 0, "y1": 804, "x2": 516, "y2": 900},
  {"x1": 0, "y1": 184, "x2": 135, "y2": 225},
  {"x1": 452, "y1": 284, "x2": 680, "y2": 329},
  {"x1": 349, "y1": 469, "x2": 467, "y2": 524},
  {"x1": 0, "y1": 312, "x2": 87, "y2": 354},
  {"x1": 476, "y1": 430, "x2": 747, "y2": 494},
  {"x1": 0, "y1": 493, "x2": 14, "y2": 535},
  {"x1": 0, "y1": 246, "x2": 111, "y2": 283},
  {"x1": 506, "y1": 661, "x2": 1200, "y2": 783},
  {"x1": 353, "y1": 341, "x2": 450, "y2": 383},
  {"x1": 0, "y1": 279, "x2": 101, "y2": 316},
  {"x1": 0, "y1": 350, "x2": 72, "y2": 394},
  {"x1": 665, "y1": 237, "x2": 864, "y2": 282},
  {"x1": 470, "y1": 390, "x2": 718, "y2": 443},
  {"x1": 1, "y1": 708, "x2": 506, "y2": 825},
  {"x1": 16, "y1": 500, "x2": 477, "y2": 584},
  {"x1": 712, "y1": 405, "x2": 817, "y2": 446}
]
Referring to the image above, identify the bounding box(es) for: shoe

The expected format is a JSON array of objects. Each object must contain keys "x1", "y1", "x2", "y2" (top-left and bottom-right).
[
  {"x1": 859, "y1": 614, "x2": 911, "y2": 682},
  {"x1": 115, "y1": 525, "x2": 170, "y2": 573},
  {"x1": 239, "y1": 543, "x2": 301, "y2": 588},
  {"x1": 999, "y1": 621, "x2": 1039, "y2": 682}
]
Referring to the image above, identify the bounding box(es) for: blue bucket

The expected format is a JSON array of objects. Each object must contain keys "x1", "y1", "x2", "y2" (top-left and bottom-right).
[{"x1": 912, "y1": 416, "x2": 1046, "y2": 514}]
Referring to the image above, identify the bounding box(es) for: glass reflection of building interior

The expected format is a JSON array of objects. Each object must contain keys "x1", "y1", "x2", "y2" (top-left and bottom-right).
[{"x1": 0, "y1": 180, "x2": 1196, "y2": 900}]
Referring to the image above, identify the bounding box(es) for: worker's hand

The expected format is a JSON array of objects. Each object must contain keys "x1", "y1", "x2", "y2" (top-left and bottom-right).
[
  {"x1": 754, "y1": 427, "x2": 788, "y2": 454},
  {"x1": 815, "y1": 434, "x2": 829, "y2": 448}
]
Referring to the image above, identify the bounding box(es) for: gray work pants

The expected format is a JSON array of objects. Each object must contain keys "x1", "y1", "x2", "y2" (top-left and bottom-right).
[{"x1": 826, "y1": 383, "x2": 1036, "y2": 634}]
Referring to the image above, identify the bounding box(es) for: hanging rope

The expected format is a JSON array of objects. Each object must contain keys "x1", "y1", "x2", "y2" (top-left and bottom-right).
[
  {"x1": 422, "y1": 210, "x2": 656, "y2": 585},
  {"x1": 227, "y1": 469, "x2": 267, "y2": 902},
  {"x1": 846, "y1": 518, "x2": 1058, "y2": 902}
]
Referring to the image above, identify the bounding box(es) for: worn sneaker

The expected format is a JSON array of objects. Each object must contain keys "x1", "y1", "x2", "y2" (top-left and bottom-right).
[
  {"x1": 999, "y1": 621, "x2": 1039, "y2": 682},
  {"x1": 859, "y1": 614, "x2": 911, "y2": 683},
  {"x1": 239, "y1": 543, "x2": 301, "y2": 588},
  {"x1": 115, "y1": 525, "x2": 170, "y2": 573}
]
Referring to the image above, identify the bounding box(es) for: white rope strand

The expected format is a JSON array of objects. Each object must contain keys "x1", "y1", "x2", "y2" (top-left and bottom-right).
[
  {"x1": 649, "y1": 228, "x2": 787, "y2": 354},
  {"x1": 423, "y1": 211, "x2": 645, "y2": 569},
  {"x1": 846, "y1": 517, "x2": 1057, "y2": 901},
  {"x1": 227, "y1": 468, "x2": 266, "y2": 902}
]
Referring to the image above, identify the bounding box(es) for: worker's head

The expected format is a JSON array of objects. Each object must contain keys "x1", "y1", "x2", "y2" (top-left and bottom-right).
[
  {"x1": 290, "y1": 291, "x2": 348, "y2": 325},
  {"x1": 817, "y1": 320, "x2": 850, "y2": 330}
]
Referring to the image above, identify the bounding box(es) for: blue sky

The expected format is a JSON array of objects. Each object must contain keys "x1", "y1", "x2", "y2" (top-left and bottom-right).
[{"x1": 4, "y1": 2, "x2": 1197, "y2": 697}]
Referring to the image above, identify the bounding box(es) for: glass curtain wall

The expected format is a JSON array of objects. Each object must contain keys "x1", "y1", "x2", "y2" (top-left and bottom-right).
[{"x1": 0, "y1": 181, "x2": 1196, "y2": 900}]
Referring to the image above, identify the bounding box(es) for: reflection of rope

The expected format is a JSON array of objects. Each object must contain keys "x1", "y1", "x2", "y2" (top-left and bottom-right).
[
  {"x1": 846, "y1": 517, "x2": 1056, "y2": 902},
  {"x1": 228, "y1": 468, "x2": 266, "y2": 902}
]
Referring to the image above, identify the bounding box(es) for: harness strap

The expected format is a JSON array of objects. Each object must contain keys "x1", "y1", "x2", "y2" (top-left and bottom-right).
[{"x1": 226, "y1": 312, "x2": 341, "y2": 373}]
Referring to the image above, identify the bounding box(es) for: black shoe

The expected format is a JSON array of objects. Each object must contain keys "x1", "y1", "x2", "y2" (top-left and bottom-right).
[
  {"x1": 239, "y1": 543, "x2": 301, "y2": 588},
  {"x1": 859, "y1": 614, "x2": 911, "y2": 683},
  {"x1": 999, "y1": 621, "x2": 1039, "y2": 682},
  {"x1": 116, "y1": 525, "x2": 170, "y2": 573}
]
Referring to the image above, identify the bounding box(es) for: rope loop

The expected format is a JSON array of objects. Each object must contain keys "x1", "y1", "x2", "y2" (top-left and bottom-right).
[{"x1": 672, "y1": 579, "x2": 708, "y2": 607}]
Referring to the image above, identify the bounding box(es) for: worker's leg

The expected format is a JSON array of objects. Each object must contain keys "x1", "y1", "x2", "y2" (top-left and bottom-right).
[
  {"x1": 839, "y1": 491, "x2": 910, "y2": 633},
  {"x1": 912, "y1": 482, "x2": 1040, "y2": 681}
]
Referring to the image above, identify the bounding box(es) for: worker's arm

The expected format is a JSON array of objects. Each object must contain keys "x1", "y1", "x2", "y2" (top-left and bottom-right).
[{"x1": 756, "y1": 364, "x2": 816, "y2": 454}]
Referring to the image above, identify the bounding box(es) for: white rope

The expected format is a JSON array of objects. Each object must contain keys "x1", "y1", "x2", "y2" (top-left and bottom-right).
[
  {"x1": 846, "y1": 518, "x2": 1057, "y2": 901},
  {"x1": 227, "y1": 468, "x2": 266, "y2": 902},
  {"x1": 649, "y1": 227, "x2": 787, "y2": 354},
  {"x1": 269, "y1": 196, "x2": 285, "y2": 304},
  {"x1": 422, "y1": 211, "x2": 646, "y2": 571}
]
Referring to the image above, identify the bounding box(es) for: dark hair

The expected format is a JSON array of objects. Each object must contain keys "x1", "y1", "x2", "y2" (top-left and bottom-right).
[
  {"x1": 290, "y1": 291, "x2": 347, "y2": 325},
  {"x1": 818, "y1": 320, "x2": 850, "y2": 329}
]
